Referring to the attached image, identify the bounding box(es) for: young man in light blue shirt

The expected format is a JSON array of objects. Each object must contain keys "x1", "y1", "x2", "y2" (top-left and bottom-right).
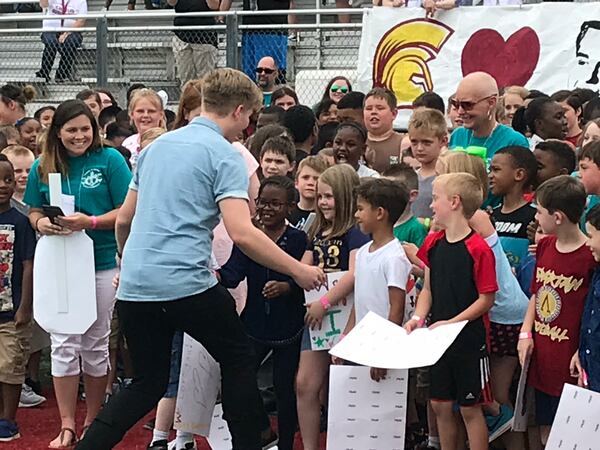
[{"x1": 77, "y1": 69, "x2": 325, "y2": 450}]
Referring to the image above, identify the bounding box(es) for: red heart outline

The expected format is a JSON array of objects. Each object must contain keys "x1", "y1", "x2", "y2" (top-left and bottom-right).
[{"x1": 461, "y1": 27, "x2": 540, "y2": 87}]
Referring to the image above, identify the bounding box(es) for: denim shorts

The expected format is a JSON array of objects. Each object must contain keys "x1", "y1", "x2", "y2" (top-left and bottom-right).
[{"x1": 164, "y1": 330, "x2": 184, "y2": 399}]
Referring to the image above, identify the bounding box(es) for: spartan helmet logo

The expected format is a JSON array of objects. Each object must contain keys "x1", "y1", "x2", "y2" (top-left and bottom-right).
[{"x1": 373, "y1": 19, "x2": 454, "y2": 109}]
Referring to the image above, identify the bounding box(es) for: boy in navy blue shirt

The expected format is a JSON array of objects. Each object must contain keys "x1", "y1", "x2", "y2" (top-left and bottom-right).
[
  {"x1": 572, "y1": 204, "x2": 600, "y2": 392},
  {"x1": 0, "y1": 154, "x2": 36, "y2": 441}
]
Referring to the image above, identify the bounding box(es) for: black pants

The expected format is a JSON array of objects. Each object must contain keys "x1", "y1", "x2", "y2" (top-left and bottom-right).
[
  {"x1": 252, "y1": 336, "x2": 301, "y2": 450},
  {"x1": 75, "y1": 285, "x2": 264, "y2": 450},
  {"x1": 40, "y1": 32, "x2": 82, "y2": 80}
]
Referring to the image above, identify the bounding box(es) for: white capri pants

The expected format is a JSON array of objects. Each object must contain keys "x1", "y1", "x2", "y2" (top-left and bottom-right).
[{"x1": 50, "y1": 268, "x2": 117, "y2": 378}]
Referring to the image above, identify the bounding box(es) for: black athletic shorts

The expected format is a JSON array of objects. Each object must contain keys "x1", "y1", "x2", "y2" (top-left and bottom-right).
[{"x1": 430, "y1": 347, "x2": 493, "y2": 407}]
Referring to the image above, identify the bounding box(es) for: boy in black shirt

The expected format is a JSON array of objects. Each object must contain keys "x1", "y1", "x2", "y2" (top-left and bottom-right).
[
  {"x1": 490, "y1": 145, "x2": 538, "y2": 271},
  {"x1": 406, "y1": 173, "x2": 497, "y2": 450},
  {"x1": 0, "y1": 154, "x2": 36, "y2": 441}
]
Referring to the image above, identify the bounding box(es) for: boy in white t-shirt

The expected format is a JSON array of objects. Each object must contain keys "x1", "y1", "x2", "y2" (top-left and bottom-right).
[{"x1": 344, "y1": 178, "x2": 413, "y2": 381}]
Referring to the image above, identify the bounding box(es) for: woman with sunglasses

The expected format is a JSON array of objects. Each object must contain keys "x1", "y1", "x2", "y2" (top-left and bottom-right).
[{"x1": 321, "y1": 76, "x2": 352, "y2": 104}]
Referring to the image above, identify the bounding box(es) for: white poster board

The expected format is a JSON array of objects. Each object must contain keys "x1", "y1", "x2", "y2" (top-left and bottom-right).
[
  {"x1": 330, "y1": 312, "x2": 466, "y2": 369},
  {"x1": 33, "y1": 173, "x2": 97, "y2": 334},
  {"x1": 545, "y1": 384, "x2": 600, "y2": 450},
  {"x1": 304, "y1": 271, "x2": 353, "y2": 351},
  {"x1": 357, "y1": 3, "x2": 600, "y2": 128},
  {"x1": 327, "y1": 366, "x2": 408, "y2": 450},
  {"x1": 174, "y1": 334, "x2": 221, "y2": 437}
]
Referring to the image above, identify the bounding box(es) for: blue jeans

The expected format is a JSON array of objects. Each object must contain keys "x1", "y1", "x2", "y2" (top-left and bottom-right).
[
  {"x1": 241, "y1": 32, "x2": 287, "y2": 81},
  {"x1": 40, "y1": 31, "x2": 82, "y2": 79}
]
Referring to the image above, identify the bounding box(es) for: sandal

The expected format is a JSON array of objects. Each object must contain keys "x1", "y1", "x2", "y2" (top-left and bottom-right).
[{"x1": 48, "y1": 427, "x2": 78, "y2": 449}]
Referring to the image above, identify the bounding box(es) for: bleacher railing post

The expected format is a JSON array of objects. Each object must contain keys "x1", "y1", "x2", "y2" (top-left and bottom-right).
[
  {"x1": 225, "y1": 14, "x2": 239, "y2": 70},
  {"x1": 96, "y1": 16, "x2": 109, "y2": 88}
]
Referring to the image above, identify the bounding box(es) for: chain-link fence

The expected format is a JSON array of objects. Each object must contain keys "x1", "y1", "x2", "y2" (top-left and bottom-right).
[{"x1": 0, "y1": 9, "x2": 365, "y2": 110}]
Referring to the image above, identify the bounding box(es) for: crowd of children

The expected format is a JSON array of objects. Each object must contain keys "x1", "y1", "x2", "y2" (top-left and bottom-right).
[{"x1": 0, "y1": 67, "x2": 598, "y2": 450}]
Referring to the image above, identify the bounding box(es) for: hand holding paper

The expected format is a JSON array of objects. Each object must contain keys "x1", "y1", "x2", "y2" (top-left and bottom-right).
[{"x1": 329, "y1": 312, "x2": 467, "y2": 369}]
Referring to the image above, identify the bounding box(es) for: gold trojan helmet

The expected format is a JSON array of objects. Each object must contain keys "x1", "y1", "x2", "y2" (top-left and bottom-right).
[{"x1": 373, "y1": 19, "x2": 453, "y2": 108}]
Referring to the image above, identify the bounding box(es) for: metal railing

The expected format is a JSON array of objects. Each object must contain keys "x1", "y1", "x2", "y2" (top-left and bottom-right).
[{"x1": 0, "y1": 8, "x2": 366, "y2": 106}]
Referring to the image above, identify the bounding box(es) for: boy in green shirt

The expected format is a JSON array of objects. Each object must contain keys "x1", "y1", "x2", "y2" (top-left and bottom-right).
[{"x1": 383, "y1": 163, "x2": 427, "y2": 247}]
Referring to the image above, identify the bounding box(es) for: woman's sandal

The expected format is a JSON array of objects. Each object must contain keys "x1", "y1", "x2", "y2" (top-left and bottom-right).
[{"x1": 48, "y1": 427, "x2": 78, "y2": 449}]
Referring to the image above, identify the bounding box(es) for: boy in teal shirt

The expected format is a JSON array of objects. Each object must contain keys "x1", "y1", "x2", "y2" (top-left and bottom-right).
[{"x1": 383, "y1": 163, "x2": 427, "y2": 247}]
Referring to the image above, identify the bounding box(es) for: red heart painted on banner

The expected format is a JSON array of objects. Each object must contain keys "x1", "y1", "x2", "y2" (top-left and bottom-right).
[{"x1": 461, "y1": 27, "x2": 540, "y2": 87}]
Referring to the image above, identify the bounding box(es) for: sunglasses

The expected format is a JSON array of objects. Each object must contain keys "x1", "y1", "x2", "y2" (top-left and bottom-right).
[
  {"x1": 450, "y1": 95, "x2": 496, "y2": 112},
  {"x1": 330, "y1": 85, "x2": 348, "y2": 93},
  {"x1": 255, "y1": 67, "x2": 275, "y2": 75}
]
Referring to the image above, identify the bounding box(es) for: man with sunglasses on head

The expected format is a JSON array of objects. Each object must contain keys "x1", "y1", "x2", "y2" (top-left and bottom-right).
[
  {"x1": 448, "y1": 72, "x2": 528, "y2": 163},
  {"x1": 255, "y1": 56, "x2": 280, "y2": 107}
]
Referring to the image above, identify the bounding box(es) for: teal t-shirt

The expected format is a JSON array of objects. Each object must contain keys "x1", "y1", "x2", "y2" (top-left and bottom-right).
[
  {"x1": 449, "y1": 124, "x2": 529, "y2": 163},
  {"x1": 393, "y1": 215, "x2": 427, "y2": 247},
  {"x1": 24, "y1": 147, "x2": 132, "y2": 271}
]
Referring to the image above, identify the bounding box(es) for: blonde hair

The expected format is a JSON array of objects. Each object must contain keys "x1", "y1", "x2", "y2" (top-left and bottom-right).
[
  {"x1": 201, "y1": 68, "x2": 263, "y2": 117},
  {"x1": 434, "y1": 173, "x2": 483, "y2": 219},
  {"x1": 1, "y1": 144, "x2": 34, "y2": 159},
  {"x1": 174, "y1": 79, "x2": 203, "y2": 130},
  {"x1": 438, "y1": 151, "x2": 488, "y2": 198},
  {"x1": 128, "y1": 88, "x2": 165, "y2": 126},
  {"x1": 296, "y1": 155, "x2": 330, "y2": 180},
  {"x1": 408, "y1": 108, "x2": 447, "y2": 138},
  {"x1": 504, "y1": 86, "x2": 529, "y2": 100},
  {"x1": 308, "y1": 164, "x2": 360, "y2": 241},
  {"x1": 140, "y1": 127, "x2": 166, "y2": 150}
]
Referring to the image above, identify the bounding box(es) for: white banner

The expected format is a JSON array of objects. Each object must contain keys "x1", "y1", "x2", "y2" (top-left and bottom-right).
[{"x1": 357, "y1": 3, "x2": 600, "y2": 128}]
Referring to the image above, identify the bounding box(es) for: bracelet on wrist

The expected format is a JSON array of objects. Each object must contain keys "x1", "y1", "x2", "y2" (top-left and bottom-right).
[
  {"x1": 319, "y1": 296, "x2": 331, "y2": 311},
  {"x1": 519, "y1": 331, "x2": 533, "y2": 340},
  {"x1": 411, "y1": 314, "x2": 425, "y2": 327}
]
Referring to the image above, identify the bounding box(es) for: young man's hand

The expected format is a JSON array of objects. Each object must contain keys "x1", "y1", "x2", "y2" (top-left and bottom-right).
[
  {"x1": 517, "y1": 337, "x2": 534, "y2": 367},
  {"x1": 305, "y1": 301, "x2": 327, "y2": 329},
  {"x1": 293, "y1": 264, "x2": 326, "y2": 291},
  {"x1": 262, "y1": 281, "x2": 290, "y2": 299},
  {"x1": 14, "y1": 306, "x2": 32, "y2": 327},
  {"x1": 370, "y1": 367, "x2": 387, "y2": 382}
]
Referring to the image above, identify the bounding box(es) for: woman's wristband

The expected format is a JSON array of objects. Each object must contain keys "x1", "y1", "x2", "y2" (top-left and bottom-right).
[
  {"x1": 319, "y1": 296, "x2": 331, "y2": 310},
  {"x1": 519, "y1": 331, "x2": 533, "y2": 340},
  {"x1": 90, "y1": 216, "x2": 98, "y2": 230},
  {"x1": 411, "y1": 314, "x2": 425, "y2": 327}
]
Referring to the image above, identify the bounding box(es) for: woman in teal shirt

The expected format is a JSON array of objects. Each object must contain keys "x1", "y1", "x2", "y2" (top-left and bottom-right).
[{"x1": 24, "y1": 100, "x2": 131, "y2": 449}]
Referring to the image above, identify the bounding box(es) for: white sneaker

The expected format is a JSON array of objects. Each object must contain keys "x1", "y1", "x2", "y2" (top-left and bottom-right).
[{"x1": 18, "y1": 383, "x2": 46, "y2": 408}]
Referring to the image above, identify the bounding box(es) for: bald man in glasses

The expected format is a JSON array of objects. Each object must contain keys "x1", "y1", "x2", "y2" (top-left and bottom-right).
[
  {"x1": 255, "y1": 56, "x2": 280, "y2": 106},
  {"x1": 448, "y1": 72, "x2": 529, "y2": 163}
]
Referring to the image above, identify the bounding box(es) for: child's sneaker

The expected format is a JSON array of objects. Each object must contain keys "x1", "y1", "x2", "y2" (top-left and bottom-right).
[
  {"x1": 18, "y1": 383, "x2": 46, "y2": 408},
  {"x1": 147, "y1": 440, "x2": 168, "y2": 450},
  {"x1": 0, "y1": 419, "x2": 20, "y2": 441},
  {"x1": 167, "y1": 439, "x2": 197, "y2": 450},
  {"x1": 486, "y1": 403, "x2": 514, "y2": 442}
]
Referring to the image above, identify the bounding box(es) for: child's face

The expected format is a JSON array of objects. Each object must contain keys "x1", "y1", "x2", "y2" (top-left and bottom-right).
[
  {"x1": 535, "y1": 204, "x2": 558, "y2": 235},
  {"x1": 355, "y1": 196, "x2": 380, "y2": 235},
  {"x1": 19, "y1": 119, "x2": 41, "y2": 153},
  {"x1": 337, "y1": 108, "x2": 364, "y2": 127},
  {"x1": 582, "y1": 122, "x2": 600, "y2": 148},
  {"x1": 503, "y1": 93, "x2": 524, "y2": 123},
  {"x1": 274, "y1": 95, "x2": 296, "y2": 111},
  {"x1": 84, "y1": 98, "x2": 101, "y2": 119},
  {"x1": 39, "y1": 109, "x2": 54, "y2": 128},
  {"x1": 131, "y1": 98, "x2": 163, "y2": 135},
  {"x1": 559, "y1": 101, "x2": 579, "y2": 132},
  {"x1": 296, "y1": 166, "x2": 320, "y2": 201},
  {"x1": 364, "y1": 96, "x2": 396, "y2": 134},
  {"x1": 586, "y1": 222, "x2": 600, "y2": 262},
  {"x1": 409, "y1": 129, "x2": 444, "y2": 166},
  {"x1": 317, "y1": 180, "x2": 335, "y2": 222},
  {"x1": 333, "y1": 127, "x2": 364, "y2": 170},
  {"x1": 489, "y1": 153, "x2": 518, "y2": 196},
  {"x1": 533, "y1": 149, "x2": 564, "y2": 185},
  {"x1": 9, "y1": 154, "x2": 33, "y2": 195},
  {"x1": 318, "y1": 104, "x2": 338, "y2": 126},
  {"x1": 430, "y1": 182, "x2": 454, "y2": 227},
  {"x1": 578, "y1": 157, "x2": 600, "y2": 195},
  {"x1": 261, "y1": 150, "x2": 294, "y2": 178},
  {"x1": 0, "y1": 162, "x2": 15, "y2": 205},
  {"x1": 257, "y1": 184, "x2": 290, "y2": 228}
]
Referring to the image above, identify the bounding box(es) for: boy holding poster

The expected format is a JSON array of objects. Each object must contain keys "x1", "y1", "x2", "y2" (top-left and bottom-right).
[
  {"x1": 342, "y1": 178, "x2": 413, "y2": 381},
  {"x1": 405, "y1": 173, "x2": 498, "y2": 450}
]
